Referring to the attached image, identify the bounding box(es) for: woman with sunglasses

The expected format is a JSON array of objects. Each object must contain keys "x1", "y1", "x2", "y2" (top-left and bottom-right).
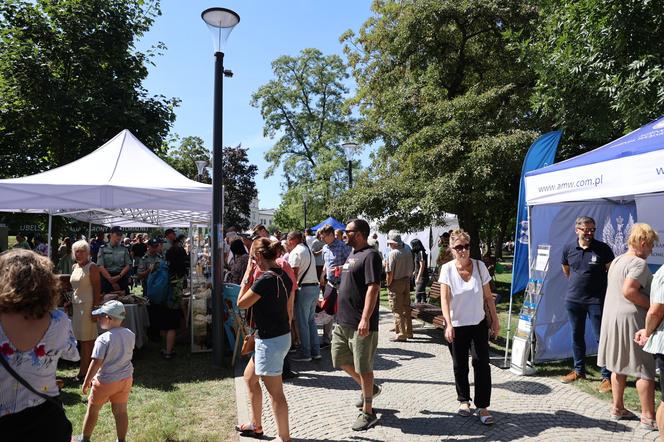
[
  {"x1": 439, "y1": 229, "x2": 499, "y2": 425},
  {"x1": 236, "y1": 238, "x2": 294, "y2": 442}
]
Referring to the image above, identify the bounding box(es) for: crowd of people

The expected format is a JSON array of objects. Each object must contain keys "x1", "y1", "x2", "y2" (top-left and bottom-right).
[{"x1": 4, "y1": 215, "x2": 664, "y2": 441}]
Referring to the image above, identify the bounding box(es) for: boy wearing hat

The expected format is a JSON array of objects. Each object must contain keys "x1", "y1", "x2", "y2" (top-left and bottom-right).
[{"x1": 76, "y1": 300, "x2": 135, "y2": 442}]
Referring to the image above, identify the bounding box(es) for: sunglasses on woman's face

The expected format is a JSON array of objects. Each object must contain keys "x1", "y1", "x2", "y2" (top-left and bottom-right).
[{"x1": 453, "y1": 244, "x2": 470, "y2": 252}]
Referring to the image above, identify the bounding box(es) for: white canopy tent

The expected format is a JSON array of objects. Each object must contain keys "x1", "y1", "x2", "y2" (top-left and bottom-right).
[{"x1": 0, "y1": 130, "x2": 212, "y2": 244}]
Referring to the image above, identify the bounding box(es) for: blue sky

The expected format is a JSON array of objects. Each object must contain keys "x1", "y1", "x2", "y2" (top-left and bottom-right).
[{"x1": 139, "y1": 0, "x2": 373, "y2": 209}]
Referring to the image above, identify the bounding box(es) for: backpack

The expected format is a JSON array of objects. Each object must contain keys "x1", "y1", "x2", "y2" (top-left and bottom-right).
[{"x1": 147, "y1": 261, "x2": 171, "y2": 305}]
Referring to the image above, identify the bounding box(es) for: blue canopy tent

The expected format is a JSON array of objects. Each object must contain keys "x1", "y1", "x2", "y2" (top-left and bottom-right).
[
  {"x1": 310, "y1": 216, "x2": 346, "y2": 231},
  {"x1": 522, "y1": 115, "x2": 664, "y2": 362}
]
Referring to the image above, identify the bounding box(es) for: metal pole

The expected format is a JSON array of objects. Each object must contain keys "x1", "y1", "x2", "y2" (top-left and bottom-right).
[
  {"x1": 88, "y1": 222, "x2": 92, "y2": 241},
  {"x1": 303, "y1": 199, "x2": 307, "y2": 231},
  {"x1": 348, "y1": 159, "x2": 353, "y2": 189},
  {"x1": 211, "y1": 51, "x2": 226, "y2": 366},
  {"x1": 47, "y1": 211, "x2": 53, "y2": 261}
]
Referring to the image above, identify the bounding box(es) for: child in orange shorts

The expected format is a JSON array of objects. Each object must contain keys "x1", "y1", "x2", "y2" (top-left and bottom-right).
[{"x1": 74, "y1": 300, "x2": 135, "y2": 442}]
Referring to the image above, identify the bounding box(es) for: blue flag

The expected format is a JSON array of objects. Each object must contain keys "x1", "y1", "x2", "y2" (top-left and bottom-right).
[{"x1": 510, "y1": 131, "x2": 562, "y2": 296}]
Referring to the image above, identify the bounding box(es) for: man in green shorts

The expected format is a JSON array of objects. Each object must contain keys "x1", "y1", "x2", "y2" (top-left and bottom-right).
[{"x1": 331, "y1": 218, "x2": 383, "y2": 431}]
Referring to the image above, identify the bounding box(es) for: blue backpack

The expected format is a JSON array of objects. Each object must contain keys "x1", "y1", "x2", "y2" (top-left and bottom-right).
[{"x1": 147, "y1": 261, "x2": 171, "y2": 305}]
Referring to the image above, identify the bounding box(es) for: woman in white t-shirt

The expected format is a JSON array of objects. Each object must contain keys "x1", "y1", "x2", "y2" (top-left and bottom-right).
[{"x1": 439, "y1": 229, "x2": 499, "y2": 425}]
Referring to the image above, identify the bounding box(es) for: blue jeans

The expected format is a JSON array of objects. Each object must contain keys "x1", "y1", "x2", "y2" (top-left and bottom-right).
[
  {"x1": 565, "y1": 301, "x2": 611, "y2": 379},
  {"x1": 296, "y1": 285, "x2": 321, "y2": 358}
]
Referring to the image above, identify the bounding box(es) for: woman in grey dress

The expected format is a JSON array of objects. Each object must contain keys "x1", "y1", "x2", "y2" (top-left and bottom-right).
[{"x1": 598, "y1": 223, "x2": 659, "y2": 428}]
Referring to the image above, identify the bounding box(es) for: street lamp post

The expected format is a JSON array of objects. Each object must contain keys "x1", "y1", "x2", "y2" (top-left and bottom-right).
[
  {"x1": 202, "y1": 7, "x2": 240, "y2": 367},
  {"x1": 341, "y1": 142, "x2": 358, "y2": 189}
]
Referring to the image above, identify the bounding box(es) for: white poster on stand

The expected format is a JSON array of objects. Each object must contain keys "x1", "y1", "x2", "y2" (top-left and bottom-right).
[{"x1": 636, "y1": 194, "x2": 664, "y2": 265}]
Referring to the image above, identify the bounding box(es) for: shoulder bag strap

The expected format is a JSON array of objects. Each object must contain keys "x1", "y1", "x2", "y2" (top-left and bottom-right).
[
  {"x1": 0, "y1": 355, "x2": 62, "y2": 407},
  {"x1": 297, "y1": 246, "x2": 314, "y2": 286}
]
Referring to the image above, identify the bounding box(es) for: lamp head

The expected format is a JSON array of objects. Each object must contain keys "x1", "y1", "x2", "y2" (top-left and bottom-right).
[
  {"x1": 341, "y1": 142, "x2": 359, "y2": 160},
  {"x1": 201, "y1": 7, "x2": 240, "y2": 53},
  {"x1": 195, "y1": 160, "x2": 208, "y2": 176}
]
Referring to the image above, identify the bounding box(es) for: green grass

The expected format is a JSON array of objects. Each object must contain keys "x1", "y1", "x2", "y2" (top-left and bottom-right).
[{"x1": 58, "y1": 343, "x2": 237, "y2": 442}]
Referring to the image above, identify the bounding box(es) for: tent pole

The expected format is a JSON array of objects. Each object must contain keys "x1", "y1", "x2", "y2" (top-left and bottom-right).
[
  {"x1": 47, "y1": 211, "x2": 53, "y2": 261},
  {"x1": 88, "y1": 222, "x2": 92, "y2": 241}
]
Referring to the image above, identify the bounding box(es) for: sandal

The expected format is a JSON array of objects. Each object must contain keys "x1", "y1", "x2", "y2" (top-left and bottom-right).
[
  {"x1": 457, "y1": 401, "x2": 472, "y2": 417},
  {"x1": 477, "y1": 408, "x2": 495, "y2": 425},
  {"x1": 234, "y1": 423, "x2": 263, "y2": 438},
  {"x1": 640, "y1": 417, "x2": 658, "y2": 431},
  {"x1": 610, "y1": 407, "x2": 636, "y2": 421}
]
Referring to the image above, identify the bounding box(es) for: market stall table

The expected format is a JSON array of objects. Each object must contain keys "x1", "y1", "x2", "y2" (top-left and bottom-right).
[{"x1": 98, "y1": 304, "x2": 150, "y2": 349}]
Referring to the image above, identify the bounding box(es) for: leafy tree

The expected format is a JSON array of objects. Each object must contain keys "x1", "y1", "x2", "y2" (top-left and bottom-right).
[
  {"x1": 223, "y1": 146, "x2": 258, "y2": 231},
  {"x1": 334, "y1": 0, "x2": 539, "y2": 256},
  {"x1": 0, "y1": 0, "x2": 178, "y2": 179},
  {"x1": 161, "y1": 135, "x2": 212, "y2": 182},
  {"x1": 251, "y1": 48, "x2": 355, "y2": 230},
  {"x1": 525, "y1": 0, "x2": 664, "y2": 156}
]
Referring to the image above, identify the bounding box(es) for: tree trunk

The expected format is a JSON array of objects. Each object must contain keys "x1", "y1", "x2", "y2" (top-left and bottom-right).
[{"x1": 458, "y1": 209, "x2": 481, "y2": 260}]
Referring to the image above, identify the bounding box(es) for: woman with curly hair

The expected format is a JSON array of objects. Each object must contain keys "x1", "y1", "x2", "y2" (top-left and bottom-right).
[{"x1": 0, "y1": 249, "x2": 80, "y2": 441}]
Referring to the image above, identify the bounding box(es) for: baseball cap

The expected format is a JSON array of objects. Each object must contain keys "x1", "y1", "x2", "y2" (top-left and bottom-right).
[
  {"x1": 147, "y1": 238, "x2": 160, "y2": 246},
  {"x1": 92, "y1": 300, "x2": 126, "y2": 320},
  {"x1": 109, "y1": 226, "x2": 122, "y2": 235},
  {"x1": 386, "y1": 230, "x2": 403, "y2": 245}
]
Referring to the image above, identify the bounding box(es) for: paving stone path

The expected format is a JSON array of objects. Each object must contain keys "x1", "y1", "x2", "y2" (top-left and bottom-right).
[{"x1": 235, "y1": 309, "x2": 660, "y2": 441}]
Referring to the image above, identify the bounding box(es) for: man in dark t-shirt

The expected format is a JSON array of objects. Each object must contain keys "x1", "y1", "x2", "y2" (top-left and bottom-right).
[
  {"x1": 332, "y1": 219, "x2": 382, "y2": 432},
  {"x1": 560, "y1": 216, "x2": 614, "y2": 392}
]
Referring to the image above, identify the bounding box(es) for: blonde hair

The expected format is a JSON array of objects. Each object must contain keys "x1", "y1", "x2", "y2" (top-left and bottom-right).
[
  {"x1": 71, "y1": 240, "x2": 90, "y2": 259},
  {"x1": 628, "y1": 223, "x2": 660, "y2": 249},
  {"x1": 0, "y1": 249, "x2": 59, "y2": 318},
  {"x1": 450, "y1": 228, "x2": 470, "y2": 246}
]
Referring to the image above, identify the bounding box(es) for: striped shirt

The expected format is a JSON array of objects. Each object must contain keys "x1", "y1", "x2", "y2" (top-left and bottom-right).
[{"x1": 322, "y1": 239, "x2": 351, "y2": 285}]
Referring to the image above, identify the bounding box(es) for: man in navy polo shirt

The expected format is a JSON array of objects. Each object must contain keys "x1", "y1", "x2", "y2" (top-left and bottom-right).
[{"x1": 561, "y1": 216, "x2": 614, "y2": 392}]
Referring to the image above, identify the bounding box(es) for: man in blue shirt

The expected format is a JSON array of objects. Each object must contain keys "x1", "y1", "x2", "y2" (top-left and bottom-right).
[{"x1": 561, "y1": 216, "x2": 614, "y2": 392}]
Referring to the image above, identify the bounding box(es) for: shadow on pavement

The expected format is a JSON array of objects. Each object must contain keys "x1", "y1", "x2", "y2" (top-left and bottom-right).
[
  {"x1": 493, "y1": 379, "x2": 553, "y2": 395},
  {"x1": 375, "y1": 408, "x2": 632, "y2": 440}
]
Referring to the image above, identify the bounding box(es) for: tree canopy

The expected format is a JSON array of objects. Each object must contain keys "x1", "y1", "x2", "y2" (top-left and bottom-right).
[
  {"x1": 332, "y1": 0, "x2": 538, "y2": 254},
  {"x1": 0, "y1": 0, "x2": 178, "y2": 178},
  {"x1": 251, "y1": 48, "x2": 356, "y2": 231}
]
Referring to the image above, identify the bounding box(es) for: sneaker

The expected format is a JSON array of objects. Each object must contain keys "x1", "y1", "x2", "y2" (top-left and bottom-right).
[
  {"x1": 560, "y1": 371, "x2": 586, "y2": 383},
  {"x1": 292, "y1": 354, "x2": 312, "y2": 362},
  {"x1": 355, "y1": 384, "x2": 382, "y2": 408},
  {"x1": 598, "y1": 378, "x2": 612, "y2": 393},
  {"x1": 319, "y1": 342, "x2": 331, "y2": 349},
  {"x1": 312, "y1": 354, "x2": 322, "y2": 360},
  {"x1": 352, "y1": 411, "x2": 378, "y2": 431},
  {"x1": 282, "y1": 370, "x2": 299, "y2": 381}
]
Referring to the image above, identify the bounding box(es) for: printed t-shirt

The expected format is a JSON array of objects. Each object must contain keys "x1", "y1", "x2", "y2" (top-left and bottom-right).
[{"x1": 337, "y1": 246, "x2": 382, "y2": 332}]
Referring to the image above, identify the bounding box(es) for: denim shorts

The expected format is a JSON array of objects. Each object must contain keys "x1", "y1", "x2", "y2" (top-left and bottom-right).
[{"x1": 254, "y1": 332, "x2": 291, "y2": 376}]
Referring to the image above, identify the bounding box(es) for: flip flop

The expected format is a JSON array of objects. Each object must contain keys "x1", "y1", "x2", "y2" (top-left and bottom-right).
[
  {"x1": 457, "y1": 402, "x2": 472, "y2": 417},
  {"x1": 477, "y1": 408, "x2": 495, "y2": 425},
  {"x1": 640, "y1": 417, "x2": 658, "y2": 431},
  {"x1": 234, "y1": 423, "x2": 263, "y2": 438},
  {"x1": 610, "y1": 408, "x2": 636, "y2": 421}
]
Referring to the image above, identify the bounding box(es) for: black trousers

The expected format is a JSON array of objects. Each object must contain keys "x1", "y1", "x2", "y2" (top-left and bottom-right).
[
  {"x1": 448, "y1": 319, "x2": 491, "y2": 408},
  {"x1": 0, "y1": 399, "x2": 72, "y2": 442},
  {"x1": 101, "y1": 271, "x2": 129, "y2": 294}
]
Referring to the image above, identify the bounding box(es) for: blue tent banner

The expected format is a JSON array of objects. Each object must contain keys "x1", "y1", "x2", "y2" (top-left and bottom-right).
[
  {"x1": 510, "y1": 131, "x2": 562, "y2": 297},
  {"x1": 310, "y1": 216, "x2": 346, "y2": 232}
]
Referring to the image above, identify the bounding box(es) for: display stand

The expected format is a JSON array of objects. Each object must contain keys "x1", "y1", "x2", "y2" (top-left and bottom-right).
[
  {"x1": 190, "y1": 224, "x2": 212, "y2": 353},
  {"x1": 510, "y1": 244, "x2": 550, "y2": 375}
]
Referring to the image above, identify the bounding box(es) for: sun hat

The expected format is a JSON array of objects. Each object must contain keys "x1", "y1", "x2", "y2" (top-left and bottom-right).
[{"x1": 386, "y1": 230, "x2": 403, "y2": 245}]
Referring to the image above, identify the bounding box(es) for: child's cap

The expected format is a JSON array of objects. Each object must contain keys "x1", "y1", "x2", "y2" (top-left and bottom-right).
[{"x1": 92, "y1": 300, "x2": 126, "y2": 320}]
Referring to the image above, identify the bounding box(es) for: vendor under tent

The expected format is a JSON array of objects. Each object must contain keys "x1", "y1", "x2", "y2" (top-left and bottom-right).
[
  {"x1": 0, "y1": 129, "x2": 212, "y2": 244},
  {"x1": 519, "y1": 115, "x2": 664, "y2": 363}
]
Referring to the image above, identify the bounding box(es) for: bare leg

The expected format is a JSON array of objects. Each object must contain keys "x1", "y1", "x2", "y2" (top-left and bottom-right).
[
  {"x1": 78, "y1": 340, "x2": 94, "y2": 377},
  {"x1": 656, "y1": 401, "x2": 664, "y2": 441},
  {"x1": 262, "y1": 374, "x2": 290, "y2": 441},
  {"x1": 111, "y1": 402, "x2": 129, "y2": 441},
  {"x1": 340, "y1": 364, "x2": 362, "y2": 385},
  {"x1": 82, "y1": 402, "x2": 103, "y2": 438},
  {"x1": 165, "y1": 329, "x2": 176, "y2": 354},
  {"x1": 243, "y1": 358, "x2": 263, "y2": 429},
  {"x1": 611, "y1": 373, "x2": 627, "y2": 411},
  {"x1": 359, "y1": 371, "x2": 375, "y2": 414},
  {"x1": 636, "y1": 378, "x2": 655, "y2": 420}
]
